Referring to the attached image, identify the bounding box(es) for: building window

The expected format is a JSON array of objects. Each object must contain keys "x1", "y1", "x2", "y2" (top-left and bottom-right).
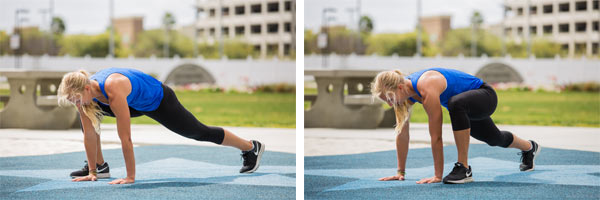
[
  {"x1": 530, "y1": 6, "x2": 537, "y2": 15},
  {"x1": 561, "y1": 44, "x2": 569, "y2": 51},
  {"x1": 594, "y1": 0, "x2": 599, "y2": 10},
  {"x1": 517, "y1": 7, "x2": 523, "y2": 16},
  {"x1": 267, "y1": 43, "x2": 278, "y2": 55},
  {"x1": 209, "y1": 9, "x2": 216, "y2": 17},
  {"x1": 285, "y1": 1, "x2": 292, "y2": 11},
  {"x1": 575, "y1": 43, "x2": 586, "y2": 54},
  {"x1": 592, "y1": 43, "x2": 599, "y2": 54},
  {"x1": 517, "y1": 26, "x2": 523, "y2": 35},
  {"x1": 284, "y1": 43, "x2": 291, "y2": 55},
  {"x1": 235, "y1": 6, "x2": 245, "y2": 15},
  {"x1": 530, "y1": 26, "x2": 537, "y2": 35},
  {"x1": 575, "y1": 22, "x2": 586, "y2": 32},
  {"x1": 559, "y1": 24, "x2": 569, "y2": 33},
  {"x1": 235, "y1": 26, "x2": 245, "y2": 36},
  {"x1": 593, "y1": 21, "x2": 599, "y2": 31},
  {"x1": 251, "y1": 24, "x2": 261, "y2": 34},
  {"x1": 268, "y1": 2, "x2": 279, "y2": 13},
  {"x1": 209, "y1": 28, "x2": 215, "y2": 36},
  {"x1": 543, "y1": 5, "x2": 552, "y2": 14},
  {"x1": 575, "y1": 1, "x2": 587, "y2": 11},
  {"x1": 559, "y1": 3, "x2": 569, "y2": 12},
  {"x1": 504, "y1": 27, "x2": 512, "y2": 35},
  {"x1": 543, "y1": 25, "x2": 552, "y2": 34},
  {"x1": 222, "y1": 27, "x2": 229, "y2": 36},
  {"x1": 251, "y1": 4, "x2": 261, "y2": 14},
  {"x1": 267, "y1": 23, "x2": 279, "y2": 33},
  {"x1": 505, "y1": 7, "x2": 514, "y2": 17},
  {"x1": 284, "y1": 22, "x2": 291, "y2": 32},
  {"x1": 222, "y1": 7, "x2": 229, "y2": 16},
  {"x1": 253, "y1": 45, "x2": 261, "y2": 53},
  {"x1": 197, "y1": 28, "x2": 204, "y2": 36}
]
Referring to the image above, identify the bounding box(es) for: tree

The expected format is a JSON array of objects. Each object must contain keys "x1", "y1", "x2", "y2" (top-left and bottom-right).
[
  {"x1": 304, "y1": 30, "x2": 316, "y2": 54},
  {"x1": 51, "y1": 17, "x2": 66, "y2": 35},
  {"x1": 359, "y1": 15, "x2": 373, "y2": 34},
  {"x1": 162, "y1": 12, "x2": 176, "y2": 57},
  {"x1": 0, "y1": 31, "x2": 8, "y2": 55},
  {"x1": 470, "y1": 11, "x2": 483, "y2": 28},
  {"x1": 134, "y1": 29, "x2": 186, "y2": 58},
  {"x1": 59, "y1": 32, "x2": 121, "y2": 57},
  {"x1": 442, "y1": 28, "x2": 501, "y2": 57},
  {"x1": 365, "y1": 32, "x2": 436, "y2": 56},
  {"x1": 470, "y1": 11, "x2": 484, "y2": 57}
]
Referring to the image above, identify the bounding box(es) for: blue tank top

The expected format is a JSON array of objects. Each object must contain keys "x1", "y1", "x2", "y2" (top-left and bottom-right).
[
  {"x1": 406, "y1": 68, "x2": 483, "y2": 109},
  {"x1": 90, "y1": 68, "x2": 164, "y2": 112}
]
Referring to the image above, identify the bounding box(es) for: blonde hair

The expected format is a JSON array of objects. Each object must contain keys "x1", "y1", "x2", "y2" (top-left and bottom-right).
[
  {"x1": 371, "y1": 70, "x2": 413, "y2": 134},
  {"x1": 57, "y1": 70, "x2": 103, "y2": 134}
]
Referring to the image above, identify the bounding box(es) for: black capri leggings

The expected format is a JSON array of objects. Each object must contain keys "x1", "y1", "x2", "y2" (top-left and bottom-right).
[
  {"x1": 93, "y1": 84, "x2": 225, "y2": 144},
  {"x1": 447, "y1": 83, "x2": 514, "y2": 148}
]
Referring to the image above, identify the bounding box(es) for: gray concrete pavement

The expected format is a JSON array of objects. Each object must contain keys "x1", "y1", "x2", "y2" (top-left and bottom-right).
[
  {"x1": 0, "y1": 124, "x2": 295, "y2": 157},
  {"x1": 305, "y1": 123, "x2": 600, "y2": 156}
]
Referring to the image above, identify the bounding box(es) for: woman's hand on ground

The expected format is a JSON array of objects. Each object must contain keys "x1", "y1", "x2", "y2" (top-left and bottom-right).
[
  {"x1": 72, "y1": 174, "x2": 97, "y2": 182},
  {"x1": 378, "y1": 174, "x2": 405, "y2": 181},
  {"x1": 108, "y1": 177, "x2": 135, "y2": 184},
  {"x1": 416, "y1": 176, "x2": 442, "y2": 184}
]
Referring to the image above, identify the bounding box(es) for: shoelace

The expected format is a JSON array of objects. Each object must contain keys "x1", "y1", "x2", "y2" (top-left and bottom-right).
[
  {"x1": 449, "y1": 163, "x2": 463, "y2": 175},
  {"x1": 518, "y1": 151, "x2": 532, "y2": 165},
  {"x1": 241, "y1": 152, "x2": 252, "y2": 166}
]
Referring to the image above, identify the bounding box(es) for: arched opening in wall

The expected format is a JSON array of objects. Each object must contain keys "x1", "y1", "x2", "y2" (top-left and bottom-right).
[
  {"x1": 164, "y1": 64, "x2": 216, "y2": 86},
  {"x1": 35, "y1": 79, "x2": 61, "y2": 111},
  {"x1": 475, "y1": 62, "x2": 524, "y2": 84}
]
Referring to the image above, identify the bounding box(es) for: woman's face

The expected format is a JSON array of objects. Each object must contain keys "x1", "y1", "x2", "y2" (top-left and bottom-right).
[
  {"x1": 67, "y1": 85, "x2": 94, "y2": 106},
  {"x1": 379, "y1": 85, "x2": 408, "y2": 107}
]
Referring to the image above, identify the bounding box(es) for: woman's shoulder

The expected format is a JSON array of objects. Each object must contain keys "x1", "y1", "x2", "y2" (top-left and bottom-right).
[
  {"x1": 104, "y1": 74, "x2": 132, "y2": 96},
  {"x1": 416, "y1": 71, "x2": 446, "y2": 96}
]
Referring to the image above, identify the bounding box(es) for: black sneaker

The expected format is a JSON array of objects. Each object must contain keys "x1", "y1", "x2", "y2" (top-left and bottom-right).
[
  {"x1": 239, "y1": 140, "x2": 265, "y2": 173},
  {"x1": 519, "y1": 140, "x2": 541, "y2": 171},
  {"x1": 443, "y1": 162, "x2": 473, "y2": 184},
  {"x1": 70, "y1": 161, "x2": 111, "y2": 178}
]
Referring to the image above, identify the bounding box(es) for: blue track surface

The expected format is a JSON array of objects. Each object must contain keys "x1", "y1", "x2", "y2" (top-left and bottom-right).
[
  {"x1": 305, "y1": 144, "x2": 600, "y2": 199},
  {"x1": 0, "y1": 145, "x2": 295, "y2": 199}
]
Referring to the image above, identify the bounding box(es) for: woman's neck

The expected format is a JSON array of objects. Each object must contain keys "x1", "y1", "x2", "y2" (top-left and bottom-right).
[
  {"x1": 90, "y1": 80, "x2": 104, "y2": 99},
  {"x1": 405, "y1": 79, "x2": 417, "y2": 98}
]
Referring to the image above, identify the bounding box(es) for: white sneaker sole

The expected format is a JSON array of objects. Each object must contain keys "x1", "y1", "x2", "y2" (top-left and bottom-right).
[
  {"x1": 522, "y1": 145, "x2": 541, "y2": 172},
  {"x1": 242, "y1": 142, "x2": 265, "y2": 174},
  {"x1": 444, "y1": 177, "x2": 474, "y2": 184}
]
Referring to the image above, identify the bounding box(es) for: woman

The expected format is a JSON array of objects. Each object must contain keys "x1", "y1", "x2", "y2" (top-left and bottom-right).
[
  {"x1": 371, "y1": 68, "x2": 540, "y2": 184},
  {"x1": 58, "y1": 68, "x2": 265, "y2": 184}
]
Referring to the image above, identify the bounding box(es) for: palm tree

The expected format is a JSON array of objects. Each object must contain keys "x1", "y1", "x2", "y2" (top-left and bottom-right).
[
  {"x1": 359, "y1": 15, "x2": 373, "y2": 34},
  {"x1": 162, "y1": 12, "x2": 176, "y2": 57},
  {"x1": 470, "y1": 11, "x2": 484, "y2": 56},
  {"x1": 51, "y1": 17, "x2": 65, "y2": 35}
]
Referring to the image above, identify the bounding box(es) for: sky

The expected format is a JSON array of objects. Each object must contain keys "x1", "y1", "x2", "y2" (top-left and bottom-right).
[
  {"x1": 304, "y1": 0, "x2": 505, "y2": 33},
  {"x1": 0, "y1": 0, "x2": 196, "y2": 34},
  {"x1": 0, "y1": 0, "x2": 505, "y2": 35}
]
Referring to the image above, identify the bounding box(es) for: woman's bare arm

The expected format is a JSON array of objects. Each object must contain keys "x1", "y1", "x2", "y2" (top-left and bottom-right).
[
  {"x1": 72, "y1": 105, "x2": 99, "y2": 182},
  {"x1": 104, "y1": 74, "x2": 135, "y2": 184}
]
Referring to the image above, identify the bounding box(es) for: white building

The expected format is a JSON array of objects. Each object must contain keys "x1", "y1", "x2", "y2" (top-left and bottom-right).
[
  {"x1": 503, "y1": 0, "x2": 599, "y2": 57},
  {"x1": 194, "y1": 0, "x2": 295, "y2": 58}
]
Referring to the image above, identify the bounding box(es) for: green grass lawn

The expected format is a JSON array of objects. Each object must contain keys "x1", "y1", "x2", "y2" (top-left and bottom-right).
[
  {"x1": 305, "y1": 88, "x2": 600, "y2": 127},
  {"x1": 0, "y1": 89, "x2": 295, "y2": 128}
]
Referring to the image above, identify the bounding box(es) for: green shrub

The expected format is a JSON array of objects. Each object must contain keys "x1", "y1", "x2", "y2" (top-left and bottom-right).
[{"x1": 564, "y1": 82, "x2": 600, "y2": 92}]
